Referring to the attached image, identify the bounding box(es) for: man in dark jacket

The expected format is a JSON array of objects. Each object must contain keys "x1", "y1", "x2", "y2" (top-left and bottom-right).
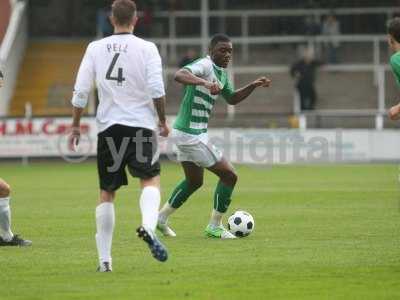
[{"x1": 290, "y1": 48, "x2": 323, "y2": 110}]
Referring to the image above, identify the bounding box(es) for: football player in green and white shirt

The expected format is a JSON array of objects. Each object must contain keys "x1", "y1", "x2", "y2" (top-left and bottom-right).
[
  {"x1": 158, "y1": 34, "x2": 271, "y2": 239},
  {"x1": 387, "y1": 18, "x2": 400, "y2": 120}
]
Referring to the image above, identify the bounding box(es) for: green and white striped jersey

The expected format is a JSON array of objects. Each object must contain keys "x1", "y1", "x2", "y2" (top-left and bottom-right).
[
  {"x1": 390, "y1": 51, "x2": 400, "y2": 86},
  {"x1": 173, "y1": 56, "x2": 235, "y2": 135}
]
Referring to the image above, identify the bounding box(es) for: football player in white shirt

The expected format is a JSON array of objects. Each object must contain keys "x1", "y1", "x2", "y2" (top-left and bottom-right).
[
  {"x1": 0, "y1": 71, "x2": 32, "y2": 247},
  {"x1": 69, "y1": 0, "x2": 170, "y2": 272}
]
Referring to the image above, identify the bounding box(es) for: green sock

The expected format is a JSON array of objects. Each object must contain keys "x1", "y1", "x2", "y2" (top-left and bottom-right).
[
  {"x1": 214, "y1": 181, "x2": 234, "y2": 213},
  {"x1": 168, "y1": 180, "x2": 196, "y2": 209}
]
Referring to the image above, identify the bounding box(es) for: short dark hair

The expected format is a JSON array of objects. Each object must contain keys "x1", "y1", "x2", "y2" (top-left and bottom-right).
[
  {"x1": 388, "y1": 17, "x2": 400, "y2": 43},
  {"x1": 112, "y1": 0, "x2": 137, "y2": 27},
  {"x1": 210, "y1": 34, "x2": 231, "y2": 49}
]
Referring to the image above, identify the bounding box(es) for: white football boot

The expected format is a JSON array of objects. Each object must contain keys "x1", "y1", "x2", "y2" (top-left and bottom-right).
[{"x1": 156, "y1": 221, "x2": 177, "y2": 237}]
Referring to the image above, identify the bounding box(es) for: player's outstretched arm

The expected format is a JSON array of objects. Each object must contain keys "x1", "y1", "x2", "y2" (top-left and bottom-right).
[
  {"x1": 388, "y1": 102, "x2": 400, "y2": 120},
  {"x1": 153, "y1": 96, "x2": 170, "y2": 137},
  {"x1": 174, "y1": 69, "x2": 221, "y2": 95},
  {"x1": 227, "y1": 76, "x2": 271, "y2": 105}
]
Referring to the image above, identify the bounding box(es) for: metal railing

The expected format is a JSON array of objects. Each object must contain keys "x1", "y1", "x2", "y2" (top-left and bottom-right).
[
  {"x1": 95, "y1": 5, "x2": 398, "y2": 63},
  {"x1": 153, "y1": 34, "x2": 388, "y2": 69},
  {"x1": 164, "y1": 64, "x2": 390, "y2": 129},
  {"x1": 148, "y1": 4, "x2": 400, "y2": 62},
  {"x1": 159, "y1": 32, "x2": 392, "y2": 130}
]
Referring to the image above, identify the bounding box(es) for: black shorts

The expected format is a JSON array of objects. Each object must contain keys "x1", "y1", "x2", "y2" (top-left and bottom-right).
[{"x1": 97, "y1": 124, "x2": 160, "y2": 192}]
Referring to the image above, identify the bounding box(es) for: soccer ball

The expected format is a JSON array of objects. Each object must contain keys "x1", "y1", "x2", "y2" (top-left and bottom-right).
[{"x1": 227, "y1": 210, "x2": 255, "y2": 237}]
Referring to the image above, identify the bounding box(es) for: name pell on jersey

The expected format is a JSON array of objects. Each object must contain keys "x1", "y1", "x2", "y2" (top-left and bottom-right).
[{"x1": 107, "y1": 43, "x2": 128, "y2": 53}]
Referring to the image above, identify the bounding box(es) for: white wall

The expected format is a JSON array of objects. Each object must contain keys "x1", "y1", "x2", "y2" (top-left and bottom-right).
[{"x1": 0, "y1": 117, "x2": 399, "y2": 163}]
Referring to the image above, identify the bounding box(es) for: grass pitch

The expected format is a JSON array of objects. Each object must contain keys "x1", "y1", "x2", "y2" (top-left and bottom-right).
[{"x1": 0, "y1": 162, "x2": 399, "y2": 300}]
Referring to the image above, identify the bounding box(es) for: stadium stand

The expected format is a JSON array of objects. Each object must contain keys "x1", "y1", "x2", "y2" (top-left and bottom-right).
[
  {"x1": 3, "y1": 1, "x2": 400, "y2": 129},
  {"x1": 10, "y1": 41, "x2": 87, "y2": 116}
]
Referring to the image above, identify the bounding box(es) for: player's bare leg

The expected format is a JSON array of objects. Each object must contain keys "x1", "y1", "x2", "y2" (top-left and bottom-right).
[
  {"x1": 95, "y1": 190, "x2": 115, "y2": 272},
  {"x1": 204, "y1": 158, "x2": 237, "y2": 239},
  {"x1": 158, "y1": 162, "x2": 204, "y2": 236},
  {"x1": 0, "y1": 178, "x2": 32, "y2": 247},
  {"x1": 136, "y1": 175, "x2": 168, "y2": 262}
]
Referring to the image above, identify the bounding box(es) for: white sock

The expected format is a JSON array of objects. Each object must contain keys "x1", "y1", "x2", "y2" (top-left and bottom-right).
[
  {"x1": 140, "y1": 186, "x2": 160, "y2": 232},
  {"x1": 95, "y1": 202, "x2": 115, "y2": 265},
  {"x1": 209, "y1": 209, "x2": 223, "y2": 227},
  {"x1": 0, "y1": 197, "x2": 13, "y2": 241},
  {"x1": 158, "y1": 202, "x2": 176, "y2": 224}
]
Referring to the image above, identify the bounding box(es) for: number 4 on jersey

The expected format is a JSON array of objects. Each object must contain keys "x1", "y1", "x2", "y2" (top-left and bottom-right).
[{"x1": 106, "y1": 53, "x2": 126, "y2": 86}]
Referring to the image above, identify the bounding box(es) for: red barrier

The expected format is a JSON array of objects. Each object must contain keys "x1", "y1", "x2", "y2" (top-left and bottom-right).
[{"x1": 0, "y1": 0, "x2": 11, "y2": 44}]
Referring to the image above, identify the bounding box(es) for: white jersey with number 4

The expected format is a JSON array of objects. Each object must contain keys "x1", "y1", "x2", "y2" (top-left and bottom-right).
[{"x1": 72, "y1": 33, "x2": 165, "y2": 133}]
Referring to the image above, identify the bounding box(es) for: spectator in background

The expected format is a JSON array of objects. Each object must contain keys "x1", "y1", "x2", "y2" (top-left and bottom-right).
[
  {"x1": 166, "y1": 0, "x2": 181, "y2": 11},
  {"x1": 179, "y1": 48, "x2": 199, "y2": 68},
  {"x1": 290, "y1": 47, "x2": 323, "y2": 111},
  {"x1": 141, "y1": 0, "x2": 154, "y2": 36},
  {"x1": 97, "y1": 7, "x2": 113, "y2": 37},
  {"x1": 322, "y1": 14, "x2": 341, "y2": 64},
  {"x1": 304, "y1": 16, "x2": 321, "y2": 36},
  {"x1": 303, "y1": 16, "x2": 321, "y2": 54}
]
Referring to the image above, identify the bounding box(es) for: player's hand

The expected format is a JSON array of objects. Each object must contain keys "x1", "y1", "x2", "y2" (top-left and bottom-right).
[
  {"x1": 204, "y1": 81, "x2": 221, "y2": 95},
  {"x1": 68, "y1": 127, "x2": 81, "y2": 152},
  {"x1": 388, "y1": 103, "x2": 400, "y2": 120},
  {"x1": 158, "y1": 121, "x2": 170, "y2": 137},
  {"x1": 253, "y1": 77, "x2": 271, "y2": 88}
]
